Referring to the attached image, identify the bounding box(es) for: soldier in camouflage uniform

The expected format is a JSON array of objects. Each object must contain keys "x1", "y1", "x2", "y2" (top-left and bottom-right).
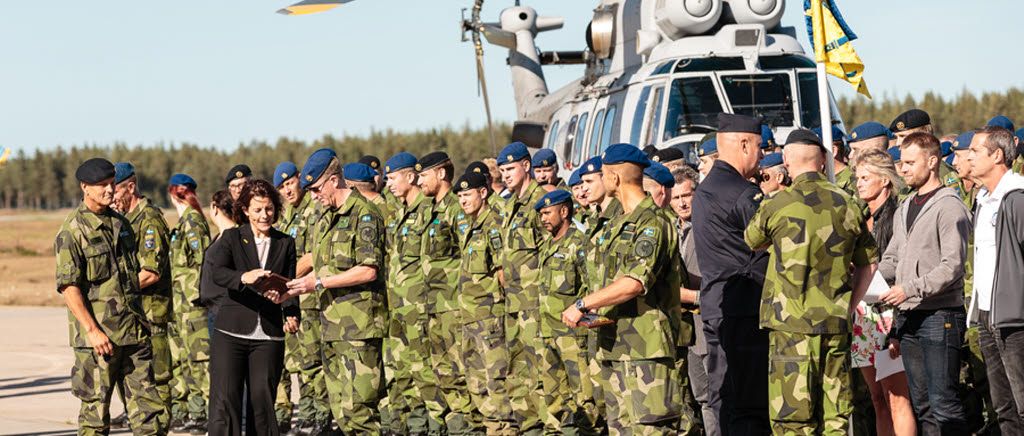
[
  {"x1": 567, "y1": 169, "x2": 590, "y2": 223},
  {"x1": 535, "y1": 190, "x2": 599, "y2": 435},
  {"x1": 533, "y1": 149, "x2": 567, "y2": 189},
  {"x1": 271, "y1": 161, "x2": 333, "y2": 435},
  {"x1": 56, "y1": 158, "x2": 169, "y2": 435},
  {"x1": 561, "y1": 144, "x2": 685, "y2": 435},
  {"x1": 496, "y1": 142, "x2": 548, "y2": 436},
  {"x1": 112, "y1": 163, "x2": 174, "y2": 414},
  {"x1": 275, "y1": 149, "x2": 388, "y2": 434},
  {"x1": 453, "y1": 172, "x2": 514, "y2": 435},
  {"x1": 744, "y1": 130, "x2": 879, "y2": 435},
  {"x1": 465, "y1": 160, "x2": 505, "y2": 213},
  {"x1": 168, "y1": 174, "x2": 213, "y2": 433}
]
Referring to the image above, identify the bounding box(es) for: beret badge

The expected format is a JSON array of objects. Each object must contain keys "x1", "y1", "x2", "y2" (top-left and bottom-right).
[
  {"x1": 896, "y1": 121, "x2": 905, "y2": 130},
  {"x1": 281, "y1": 172, "x2": 288, "y2": 179},
  {"x1": 236, "y1": 171, "x2": 243, "y2": 178},
  {"x1": 414, "y1": 163, "x2": 422, "y2": 171},
  {"x1": 507, "y1": 154, "x2": 514, "y2": 162},
  {"x1": 460, "y1": 181, "x2": 468, "y2": 189},
  {"x1": 305, "y1": 175, "x2": 313, "y2": 182},
  {"x1": 370, "y1": 162, "x2": 378, "y2": 168},
  {"x1": 652, "y1": 156, "x2": 661, "y2": 162},
  {"x1": 851, "y1": 132, "x2": 858, "y2": 139},
  {"x1": 544, "y1": 198, "x2": 551, "y2": 206},
  {"x1": 587, "y1": 164, "x2": 594, "y2": 171}
]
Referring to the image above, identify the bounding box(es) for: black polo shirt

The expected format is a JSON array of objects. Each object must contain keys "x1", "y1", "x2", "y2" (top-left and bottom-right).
[{"x1": 691, "y1": 160, "x2": 769, "y2": 320}]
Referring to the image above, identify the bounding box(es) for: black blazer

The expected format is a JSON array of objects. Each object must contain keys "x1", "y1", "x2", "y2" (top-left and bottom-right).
[{"x1": 202, "y1": 224, "x2": 299, "y2": 337}]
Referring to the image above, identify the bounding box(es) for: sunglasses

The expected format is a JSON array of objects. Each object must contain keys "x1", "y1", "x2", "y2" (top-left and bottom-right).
[{"x1": 759, "y1": 172, "x2": 772, "y2": 182}]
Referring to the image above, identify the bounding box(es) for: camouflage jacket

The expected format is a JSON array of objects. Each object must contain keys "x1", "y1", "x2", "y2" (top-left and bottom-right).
[
  {"x1": 312, "y1": 189, "x2": 387, "y2": 341},
  {"x1": 171, "y1": 207, "x2": 211, "y2": 310},
  {"x1": 56, "y1": 203, "x2": 146, "y2": 348},
  {"x1": 834, "y1": 166, "x2": 857, "y2": 197},
  {"x1": 500, "y1": 180, "x2": 548, "y2": 313},
  {"x1": 124, "y1": 197, "x2": 173, "y2": 325},
  {"x1": 458, "y1": 204, "x2": 505, "y2": 323},
  {"x1": 386, "y1": 190, "x2": 433, "y2": 320},
  {"x1": 584, "y1": 198, "x2": 622, "y2": 240},
  {"x1": 424, "y1": 190, "x2": 463, "y2": 314},
  {"x1": 278, "y1": 194, "x2": 323, "y2": 310},
  {"x1": 940, "y1": 161, "x2": 965, "y2": 199},
  {"x1": 369, "y1": 193, "x2": 393, "y2": 233},
  {"x1": 539, "y1": 227, "x2": 589, "y2": 338},
  {"x1": 486, "y1": 192, "x2": 505, "y2": 212},
  {"x1": 592, "y1": 196, "x2": 681, "y2": 361},
  {"x1": 744, "y1": 172, "x2": 878, "y2": 334}
]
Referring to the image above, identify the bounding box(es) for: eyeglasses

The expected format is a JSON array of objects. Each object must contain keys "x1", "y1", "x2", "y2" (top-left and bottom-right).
[{"x1": 759, "y1": 172, "x2": 772, "y2": 182}]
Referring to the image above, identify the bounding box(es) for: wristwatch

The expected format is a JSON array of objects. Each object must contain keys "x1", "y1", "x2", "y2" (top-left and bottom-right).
[
  {"x1": 314, "y1": 277, "x2": 325, "y2": 293},
  {"x1": 575, "y1": 298, "x2": 586, "y2": 312}
]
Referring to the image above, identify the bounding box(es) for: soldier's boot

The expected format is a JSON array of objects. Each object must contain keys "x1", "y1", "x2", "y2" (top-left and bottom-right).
[
  {"x1": 285, "y1": 420, "x2": 309, "y2": 436},
  {"x1": 188, "y1": 418, "x2": 208, "y2": 435},
  {"x1": 172, "y1": 417, "x2": 192, "y2": 433},
  {"x1": 110, "y1": 411, "x2": 129, "y2": 429}
]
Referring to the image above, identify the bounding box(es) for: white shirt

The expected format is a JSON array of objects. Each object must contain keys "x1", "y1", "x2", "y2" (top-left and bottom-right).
[{"x1": 974, "y1": 171, "x2": 1024, "y2": 311}]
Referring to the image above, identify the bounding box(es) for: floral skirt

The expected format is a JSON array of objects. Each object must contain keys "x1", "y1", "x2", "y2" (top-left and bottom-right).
[{"x1": 850, "y1": 302, "x2": 905, "y2": 380}]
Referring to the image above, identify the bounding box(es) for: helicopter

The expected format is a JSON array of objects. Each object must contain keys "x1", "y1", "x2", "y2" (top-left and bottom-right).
[{"x1": 277, "y1": 0, "x2": 845, "y2": 175}]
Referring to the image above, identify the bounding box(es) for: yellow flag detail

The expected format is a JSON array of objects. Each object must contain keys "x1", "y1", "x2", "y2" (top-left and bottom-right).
[{"x1": 805, "y1": 0, "x2": 871, "y2": 98}]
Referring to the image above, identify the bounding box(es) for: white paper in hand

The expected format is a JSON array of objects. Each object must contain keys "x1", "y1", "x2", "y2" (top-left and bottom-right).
[{"x1": 862, "y1": 270, "x2": 889, "y2": 305}]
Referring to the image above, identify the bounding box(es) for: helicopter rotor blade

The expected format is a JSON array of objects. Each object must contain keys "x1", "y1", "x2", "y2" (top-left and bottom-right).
[
  {"x1": 481, "y1": 23, "x2": 515, "y2": 50},
  {"x1": 277, "y1": 0, "x2": 355, "y2": 16},
  {"x1": 468, "y1": 0, "x2": 498, "y2": 155}
]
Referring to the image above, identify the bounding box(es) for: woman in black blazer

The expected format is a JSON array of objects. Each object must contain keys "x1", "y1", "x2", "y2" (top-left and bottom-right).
[{"x1": 202, "y1": 179, "x2": 299, "y2": 436}]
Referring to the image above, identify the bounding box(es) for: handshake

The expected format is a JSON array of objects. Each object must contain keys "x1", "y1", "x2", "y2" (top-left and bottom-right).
[{"x1": 241, "y1": 269, "x2": 313, "y2": 305}]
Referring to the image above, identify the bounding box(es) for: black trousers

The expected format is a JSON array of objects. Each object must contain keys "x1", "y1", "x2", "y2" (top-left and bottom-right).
[
  {"x1": 209, "y1": 329, "x2": 285, "y2": 436},
  {"x1": 978, "y1": 310, "x2": 1024, "y2": 436},
  {"x1": 703, "y1": 315, "x2": 770, "y2": 436}
]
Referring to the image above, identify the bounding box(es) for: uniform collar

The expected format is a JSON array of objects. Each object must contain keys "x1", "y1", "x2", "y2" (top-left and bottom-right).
[
  {"x1": 124, "y1": 196, "x2": 151, "y2": 225},
  {"x1": 515, "y1": 180, "x2": 542, "y2": 205},
  {"x1": 621, "y1": 195, "x2": 657, "y2": 225},
  {"x1": 77, "y1": 202, "x2": 115, "y2": 231},
  {"x1": 793, "y1": 171, "x2": 826, "y2": 184},
  {"x1": 436, "y1": 189, "x2": 458, "y2": 211},
  {"x1": 474, "y1": 203, "x2": 494, "y2": 226},
  {"x1": 336, "y1": 189, "x2": 365, "y2": 216}
]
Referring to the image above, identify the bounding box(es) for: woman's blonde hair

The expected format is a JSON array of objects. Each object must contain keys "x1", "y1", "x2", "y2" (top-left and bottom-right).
[{"x1": 853, "y1": 148, "x2": 903, "y2": 198}]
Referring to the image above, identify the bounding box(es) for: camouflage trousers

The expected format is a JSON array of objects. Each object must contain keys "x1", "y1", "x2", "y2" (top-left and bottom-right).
[
  {"x1": 276, "y1": 309, "x2": 330, "y2": 424},
  {"x1": 429, "y1": 310, "x2": 471, "y2": 435},
  {"x1": 506, "y1": 310, "x2": 544, "y2": 434},
  {"x1": 601, "y1": 358, "x2": 683, "y2": 436},
  {"x1": 540, "y1": 333, "x2": 599, "y2": 435},
  {"x1": 672, "y1": 348, "x2": 703, "y2": 436},
  {"x1": 118, "y1": 323, "x2": 171, "y2": 410},
  {"x1": 275, "y1": 329, "x2": 302, "y2": 425},
  {"x1": 585, "y1": 331, "x2": 607, "y2": 433},
  {"x1": 323, "y1": 338, "x2": 385, "y2": 434},
  {"x1": 462, "y1": 316, "x2": 514, "y2": 435},
  {"x1": 767, "y1": 330, "x2": 851, "y2": 436},
  {"x1": 386, "y1": 315, "x2": 445, "y2": 435},
  {"x1": 169, "y1": 309, "x2": 210, "y2": 421},
  {"x1": 71, "y1": 342, "x2": 169, "y2": 436}
]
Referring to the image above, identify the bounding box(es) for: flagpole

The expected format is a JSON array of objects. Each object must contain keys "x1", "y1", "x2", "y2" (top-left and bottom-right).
[{"x1": 817, "y1": 61, "x2": 835, "y2": 182}]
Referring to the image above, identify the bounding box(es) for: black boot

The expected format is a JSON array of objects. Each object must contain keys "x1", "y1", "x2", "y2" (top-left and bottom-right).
[
  {"x1": 171, "y1": 417, "x2": 192, "y2": 433},
  {"x1": 110, "y1": 412, "x2": 129, "y2": 429},
  {"x1": 284, "y1": 420, "x2": 309, "y2": 436},
  {"x1": 188, "y1": 418, "x2": 208, "y2": 435}
]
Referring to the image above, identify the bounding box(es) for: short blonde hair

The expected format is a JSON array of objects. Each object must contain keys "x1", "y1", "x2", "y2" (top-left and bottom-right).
[{"x1": 853, "y1": 148, "x2": 903, "y2": 198}]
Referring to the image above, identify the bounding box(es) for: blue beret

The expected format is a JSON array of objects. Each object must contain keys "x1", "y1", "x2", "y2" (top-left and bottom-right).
[
  {"x1": 114, "y1": 162, "x2": 135, "y2": 184},
  {"x1": 567, "y1": 168, "x2": 583, "y2": 187},
  {"x1": 581, "y1": 156, "x2": 603, "y2": 175},
  {"x1": 76, "y1": 158, "x2": 115, "y2": 184},
  {"x1": 643, "y1": 161, "x2": 675, "y2": 188},
  {"x1": 343, "y1": 163, "x2": 376, "y2": 182},
  {"x1": 273, "y1": 162, "x2": 298, "y2": 187},
  {"x1": 534, "y1": 189, "x2": 573, "y2": 211},
  {"x1": 952, "y1": 131, "x2": 975, "y2": 151},
  {"x1": 602, "y1": 143, "x2": 651, "y2": 168},
  {"x1": 987, "y1": 115, "x2": 1015, "y2": 132},
  {"x1": 718, "y1": 113, "x2": 762, "y2": 134},
  {"x1": 384, "y1": 152, "x2": 417, "y2": 174},
  {"x1": 940, "y1": 141, "x2": 953, "y2": 157},
  {"x1": 698, "y1": 138, "x2": 718, "y2": 157},
  {"x1": 761, "y1": 125, "x2": 776, "y2": 149},
  {"x1": 169, "y1": 173, "x2": 197, "y2": 189},
  {"x1": 945, "y1": 154, "x2": 955, "y2": 165},
  {"x1": 849, "y1": 122, "x2": 890, "y2": 142},
  {"x1": 760, "y1": 152, "x2": 784, "y2": 169},
  {"x1": 300, "y1": 148, "x2": 337, "y2": 189},
  {"x1": 1016, "y1": 128, "x2": 1024, "y2": 145},
  {"x1": 890, "y1": 109, "x2": 930, "y2": 132},
  {"x1": 812, "y1": 125, "x2": 846, "y2": 142},
  {"x1": 498, "y1": 142, "x2": 530, "y2": 165},
  {"x1": 887, "y1": 146, "x2": 901, "y2": 162},
  {"x1": 532, "y1": 149, "x2": 558, "y2": 168}
]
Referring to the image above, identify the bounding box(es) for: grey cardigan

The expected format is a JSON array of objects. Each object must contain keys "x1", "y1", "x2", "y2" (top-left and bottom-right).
[
  {"x1": 968, "y1": 189, "x2": 1024, "y2": 328},
  {"x1": 878, "y1": 186, "x2": 972, "y2": 311}
]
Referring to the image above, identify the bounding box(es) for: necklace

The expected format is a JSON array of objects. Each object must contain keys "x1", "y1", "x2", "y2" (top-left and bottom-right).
[{"x1": 913, "y1": 187, "x2": 938, "y2": 205}]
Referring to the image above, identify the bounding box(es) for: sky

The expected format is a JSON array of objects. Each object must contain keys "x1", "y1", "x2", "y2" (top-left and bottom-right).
[{"x1": 1, "y1": 1, "x2": 1022, "y2": 152}]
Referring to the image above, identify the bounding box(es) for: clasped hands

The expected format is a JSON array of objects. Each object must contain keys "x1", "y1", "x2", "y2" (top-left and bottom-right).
[{"x1": 241, "y1": 269, "x2": 301, "y2": 333}]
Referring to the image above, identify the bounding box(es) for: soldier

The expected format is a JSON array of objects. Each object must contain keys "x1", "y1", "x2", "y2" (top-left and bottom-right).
[
  {"x1": 226, "y1": 164, "x2": 253, "y2": 200},
  {"x1": 580, "y1": 156, "x2": 622, "y2": 232},
  {"x1": 532, "y1": 189, "x2": 598, "y2": 434},
  {"x1": 697, "y1": 138, "x2": 718, "y2": 178},
  {"x1": 382, "y1": 152, "x2": 444, "y2": 435},
  {"x1": 415, "y1": 151, "x2": 469, "y2": 434},
  {"x1": 952, "y1": 132, "x2": 980, "y2": 210},
  {"x1": 1014, "y1": 128, "x2": 1024, "y2": 175},
  {"x1": 466, "y1": 160, "x2": 505, "y2": 211},
  {"x1": 848, "y1": 122, "x2": 892, "y2": 163},
  {"x1": 111, "y1": 162, "x2": 174, "y2": 418},
  {"x1": 56, "y1": 157, "x2": 169, "y2": 435},
  {"x1": 167, "y1": 173, "x2": 212, "y2": 433},
  {"x1": 453, "y1": 172, "x2": 513, "y2": 434},
  {"x1": 276, "y1": 149, "x2": 388, "y2": 434},
  {"x1": 813, "y1": 125, "x2": 854, "y2": 195},
  {"x1": 273, "y1": 162, "x2": 332, "y2": 436},
  {"x1": 496, "y1": 142, "x2": 548, "y2": 436},
  {"x1": 890, "y1": 109, "x2": 965, "y2": 198},
  {"x1": 744, "y1": 129, "x2": 879, "y2": 434},
  {"x1": 642, "y1": 161, "x2": 675, "y2": 209},
  {"x1": 560, "y1": 143, "x2": 685, "y2": 435},
  {"x1": 567, "y1": 168, "x2": 590, "y2": 221},
  {"x1": 761, "y1": 125, "x2": 779, "y2": 153},
  {"x1": 347, "y1": 162, "x2": 392, "y2": 226},
  {"x1": 533, "y1": 149, "x2": 566, "y2": 188},
  {"x1": 359, "y1": 155, "x2": 386, "y2": 193},
  {"x1": 758, "y1": 153, "x2": 789, "y2": 196},
  {"x1": 651, "y1": 147, "x2": 686, "y2": 171}
]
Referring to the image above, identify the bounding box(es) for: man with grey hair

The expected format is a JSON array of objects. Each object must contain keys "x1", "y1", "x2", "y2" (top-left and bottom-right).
[
  {"x1": 670, "y1": 164, "x2": 718, "y2": 435},
  {"x1": 966, "y1": 126, "x2": 1024, "y2": 434}
]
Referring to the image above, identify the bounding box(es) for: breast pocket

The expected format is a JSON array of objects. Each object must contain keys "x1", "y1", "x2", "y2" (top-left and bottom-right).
[
  {"x1": 83, "y1": 244, "x2": 113, "y2": 283},
  {"x1": 509, "y1": 217, "x2": 536, "y2": 251},
  {"x1": 466, "y1": 242, "x2": 490, "y2": 274},
  {"x1": 548, "y1": 258, "x2": 577, "y2": 296},
  {"x1": 331, "y1": 230, "x2": 356, "y2": 270}
]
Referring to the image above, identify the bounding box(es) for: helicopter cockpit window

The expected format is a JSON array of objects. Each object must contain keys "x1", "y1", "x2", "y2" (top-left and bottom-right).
[
  {"x1": 575, "y1": 112, "x2": 589, "y2": 165},
  {"x1": 652, "y1": 60, "x2": 676, "y2": 76},
  {"x1": 662, "y1": 77, "x2": 723, "y2": 141},
  {"x1": 759, "y1": 55, "x2": 816, "y2": 70},
  {"x1": 589, "y1": 109, "x2": 605, "y2": 161},
  {"x1": 674, "y1": 57, "x2": 745, "y2": 73},
  {"x1": 630, "y1": 86, "x2": 652, "y2": 146},
  {"x1": 563, "y1": 115, "x2": 578, "y2": 161},
  {"x1": 720, "y1": 73, "x2": 794, "y2": 127},
  {"x1": 601, "y1": 105, "x2": 616, "y2": 151},
  {"x1": 643, "y1": 87, "x2": 665, "y2": 146},
  {"x1": 547, "y1": 120, "x2": 560, "y2": 150}
]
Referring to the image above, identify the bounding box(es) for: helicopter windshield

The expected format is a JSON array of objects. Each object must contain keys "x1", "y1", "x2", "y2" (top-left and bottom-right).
[
  {"x1": 662, "y1": 76, "x2": 723, "y2": 141},
  {"x1": 720, "y1": 73, "x2": 794, "y2": 127}
]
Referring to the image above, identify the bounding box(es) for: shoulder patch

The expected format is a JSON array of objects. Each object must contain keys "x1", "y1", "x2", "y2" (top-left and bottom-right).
[
  {"x1": 489, "y1": 232, "x2": 503, "y2": 250},
  {"x1": 642, "y1": 228, "x2": 655, "y2": 237},
  {"x1": 144, "y1": 232, "x2": 155, "y2": 249},
  {"x1": 358, "y1": 221, "x2": 378, "y2": 243},
  {"x1": 361, "y1": 214, "x2": 372, "y2": 222},
  {"x1": 634, "y1": 236, "x2": 656, "y2": 258}
]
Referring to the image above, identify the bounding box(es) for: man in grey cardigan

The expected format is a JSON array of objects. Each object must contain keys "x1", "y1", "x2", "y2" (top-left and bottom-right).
[{"x1": 878, "y1": 132, "x2": 972, "y2": 435}]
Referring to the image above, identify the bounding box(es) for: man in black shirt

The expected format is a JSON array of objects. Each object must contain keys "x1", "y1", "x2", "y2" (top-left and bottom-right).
[{"x1": 691, "y1": 113, "x2": 770, "y2": 435}]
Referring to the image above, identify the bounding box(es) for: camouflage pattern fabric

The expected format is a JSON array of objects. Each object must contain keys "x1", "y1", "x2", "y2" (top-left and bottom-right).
[
  {"x1": 278, "y1": 194, "x2": 324, "y2": 310},
  {"x1": 169, "y1": 206, "x2": 211, "y2": 420},
  {"x1": 385, "y1": 191, "x2": 445, "y2": 434},
  {"x1": 429, "y1": 310, "x2": 470, "y2": 434},
  {"x1": 601, "y1": 358, "x2": 683, "y2": 435},
  {"x1": 833, "y1": 166, "x2": 857, "y2": 197},
  {"x1": 311, "y1": 189, "x2": 387, "y2": 432},
  {"x1": 1014, "y1": 155, "x2": 1023, "y2": 176},
  {"x1": 458, "y1": 204, "x2": 505, "y2": 324},
  {"x1": 487, "y1": 192, "x2": 505, "y2": 213},
  {"x1": 72, "y1": 344, "x2": 169, "y2": 435},
  {"x1": 506, "y1": 309, "x2": 545, "y2": 435},
  {"x1": 297, "y1": 308, "x2": 332, "y2": 423},
  {"x1": 767, "y1": 330, "x2": 851, "y2": 435},
  {"x1": 940, "y1": 161, "x2": 965, "y2": 199},
  {"x1": 275, "y1": 330, "x2": 301, "y2": 425},
  {"x1": 370, "y1": 193, "x2": 394, "y2": 233},
  {"x1": 538, "y1": 228, "x2": 589, "y2": 338},
  {"x1": 744, "y1": 172, "x2": 878, "y2": 334}
]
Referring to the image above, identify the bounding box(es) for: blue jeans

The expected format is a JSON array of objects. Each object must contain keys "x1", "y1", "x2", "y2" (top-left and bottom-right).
[{"x1": 896, "y1": 307, "x2": 968, "y2": 435}]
